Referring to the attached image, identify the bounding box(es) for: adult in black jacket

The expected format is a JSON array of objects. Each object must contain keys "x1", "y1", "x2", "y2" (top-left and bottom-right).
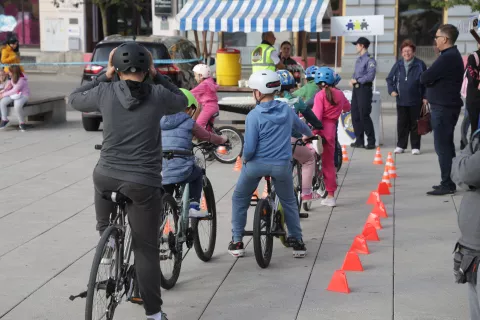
[
  {"x1": 420, "y1": 24, "x2": 464, "y2": 196},
  {"x1": 386, "y1": 39, "x2": 427, "y2": 155}
]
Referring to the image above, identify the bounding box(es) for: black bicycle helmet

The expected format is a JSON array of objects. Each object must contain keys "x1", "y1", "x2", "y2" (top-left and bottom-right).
[{"x1": 112, "y1": 42, "x2": 150, "y2": 73}]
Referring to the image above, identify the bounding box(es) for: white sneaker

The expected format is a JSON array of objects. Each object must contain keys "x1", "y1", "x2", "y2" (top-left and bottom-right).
[
  {"x1": 188, "y1": 202, "x2": 208, "y2": 218},
  {"x1": 412, "y1": 149, "x2": 420, "y2": 155},
  {"x1": 321, "y1": 197, "x2": 336, "y2": 207},
  {"x1": 394, "y1": 147, "x2": 404, "y2": 154}
]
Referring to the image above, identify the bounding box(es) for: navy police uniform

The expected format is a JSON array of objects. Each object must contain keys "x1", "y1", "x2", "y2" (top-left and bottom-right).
[{"x1": 351, "y1": 37, "x2": 376, "y2": 149}]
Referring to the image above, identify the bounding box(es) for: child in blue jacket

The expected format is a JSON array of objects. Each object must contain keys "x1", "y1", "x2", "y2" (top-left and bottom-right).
[{"x1": 228, "y1": 70, "x2": 314, "y2": 259}]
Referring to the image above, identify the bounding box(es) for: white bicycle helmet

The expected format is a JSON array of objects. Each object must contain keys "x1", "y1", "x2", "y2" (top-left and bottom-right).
[
  {"x1": 192, "y1": 64, "x2": 211, "y2": 78},
  {"x1": 248, "y1": 70, "x2": 281, "y2": 94}
]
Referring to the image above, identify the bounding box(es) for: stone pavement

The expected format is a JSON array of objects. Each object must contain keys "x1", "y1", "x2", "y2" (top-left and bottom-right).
[{"x1": 0, "y1": 110, "x2": 470, "y2": 320}]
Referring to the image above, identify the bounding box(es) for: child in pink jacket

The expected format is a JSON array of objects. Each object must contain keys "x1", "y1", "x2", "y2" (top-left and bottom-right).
[
  {"x1": 312, "y1": 67, "x2": 351, "y2": 207},
  {"x1": 190, "y1": 64, "x2": 220, "y2": 131}
]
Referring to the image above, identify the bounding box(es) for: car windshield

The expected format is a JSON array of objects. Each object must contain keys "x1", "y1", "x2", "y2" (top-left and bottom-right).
[{"x1": 92, "y1": 43, "x2": 170, "y2": 62}]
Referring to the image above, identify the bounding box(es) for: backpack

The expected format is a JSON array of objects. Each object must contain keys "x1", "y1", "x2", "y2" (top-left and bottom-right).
[{"x1": 461, "y1": 51, "x2": 480, "y2": 99}]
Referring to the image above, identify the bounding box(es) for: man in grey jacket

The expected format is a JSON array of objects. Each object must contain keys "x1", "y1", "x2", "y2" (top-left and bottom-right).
[
  {"x1": 69, "y1": 42, "x2": 187, "y2": 320},
  {"x1": 451, "y1": 131, "x2": 480, "y2": 320}
]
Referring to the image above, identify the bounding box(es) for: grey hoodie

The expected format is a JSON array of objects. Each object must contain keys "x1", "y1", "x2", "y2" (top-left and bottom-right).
[
  {"x1": 451, "y1": 145, "x2": 480, "y2": 250},
  {"x1": 69, "y1": 73, "x2": 187, "y2": 188}
]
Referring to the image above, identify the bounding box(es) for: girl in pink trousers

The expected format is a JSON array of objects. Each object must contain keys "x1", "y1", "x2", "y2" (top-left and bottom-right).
[
  {"x1": 190, "y1": 64, "x2": 220, "y2": 131},
  {"x1": 312, "y1": 67, "x2": 351, "y2": 207}
]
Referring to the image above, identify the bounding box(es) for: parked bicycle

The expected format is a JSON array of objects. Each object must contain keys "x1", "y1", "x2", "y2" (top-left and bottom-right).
[
  {"x1": 69, "y1": 144, "x2": 141, "y2": 320},
  {"x1": 203, "y1": 111, "x2": 244, "y2": 164},
  {"x1": 159, "y1": 141, "x2": 217, "y2": 289},
  {"x1": 251, "y1": 136, "x2": 318, "y2": 269}
]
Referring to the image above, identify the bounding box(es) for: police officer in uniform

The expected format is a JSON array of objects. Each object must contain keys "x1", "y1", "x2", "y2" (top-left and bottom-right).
[
  {"x1": 350, "y1": 37, "x2": 376, "y2": 149},
  {"x1": 251, "y1": 32, "x2": 286, "y2": 72}
]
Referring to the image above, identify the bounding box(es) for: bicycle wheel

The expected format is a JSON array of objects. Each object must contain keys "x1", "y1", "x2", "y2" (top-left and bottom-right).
[
  {"x1": 213, "y1": 126, "x2": 244, "y2": 164},
  {"x1": 192, "y1": 176, "x2": 217, "y2": 261},
  {"x1": 335, "y1": 139, "x2": 342, "y2": 172},
  {"x1": 159, "y1": 193, "x2": 182, "y2": 290},
  {"x1": 85, "y1": 226, "x2": 121, "y2": 320},
  {"x1": 253, "y1": 199, "x2": 273, "y2": 268},
  {"x1": 292, "y1": 161, "x2": 302, "y2": 212}
]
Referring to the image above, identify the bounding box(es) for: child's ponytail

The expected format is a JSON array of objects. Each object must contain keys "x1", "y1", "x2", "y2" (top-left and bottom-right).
[{"x1": 321, "y1": 83, "x2": 337, "y2": 106}]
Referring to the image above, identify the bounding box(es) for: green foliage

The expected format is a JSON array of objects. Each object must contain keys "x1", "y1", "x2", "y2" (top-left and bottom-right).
[{"x1": 431, "y1": 0, "x2": 480, "y2": 13}]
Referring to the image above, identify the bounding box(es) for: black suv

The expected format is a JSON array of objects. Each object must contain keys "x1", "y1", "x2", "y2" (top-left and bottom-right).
[{"x1": 80, "y1": 35, "x2": 198, "y2": 131}]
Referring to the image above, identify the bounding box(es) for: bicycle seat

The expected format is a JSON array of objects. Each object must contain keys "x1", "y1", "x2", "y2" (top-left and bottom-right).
[{"x1": 102, "y1": 191, "x2": 131, "y2": 205}]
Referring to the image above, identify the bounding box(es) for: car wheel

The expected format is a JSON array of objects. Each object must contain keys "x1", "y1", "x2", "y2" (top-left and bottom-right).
[{"x1": 82, "y1": 115, "x2": 101, "y2": 131}]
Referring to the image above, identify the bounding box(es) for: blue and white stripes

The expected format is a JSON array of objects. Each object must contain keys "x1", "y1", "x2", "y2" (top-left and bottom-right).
[{"x1": 176, "y1": 0, "x2": 330, "y2": 33}]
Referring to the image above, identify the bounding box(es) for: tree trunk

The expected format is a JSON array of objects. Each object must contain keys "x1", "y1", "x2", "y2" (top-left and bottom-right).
[{"x1": 99, "y1": 4, "x2": 108, "y2": 37}]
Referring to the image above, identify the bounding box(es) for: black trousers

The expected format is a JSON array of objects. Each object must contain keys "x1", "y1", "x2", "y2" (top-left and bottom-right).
[
  {"x1": 467, "y1": 103, "x2": 480, "y2": 137},
  {"x1": 396, "y1": 104, "x2": 421, "y2": 150},
  {"x1": 93, "y1": 169, "x2": 164, "y2": 316},
  {"x1": 430, "y1": 104, "x2": 461, "y2": 190},
  {"x1": 351, "y1": 85, "x2": 375, "y2": 146}
]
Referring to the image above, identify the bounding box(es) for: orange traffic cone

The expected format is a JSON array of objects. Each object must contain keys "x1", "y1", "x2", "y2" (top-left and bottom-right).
[
  {"x1": 201, "y1": 196, "x2": 208, "y2": 210},
  {"x1": 326, "y1": 270, "x2": 351, "y2": 293},
  {"x1": 341, "y1": 251, "x2": 364, "y2": 271},
  {"x1": 386, "y1": 152, "x2": 394, "y2": 166},
  {"x1": 377, "y1": 182, "x2": 391, "y2": 195},
  {"x1": 349, "y1": 235, "x2": 370, "y2": 254},
  {"x1": 382, "y1": 168, "x2": 392, "y2": 188},
  {"x1": 372, "y1": 201, "x2": 388, "y2": 218},
  {"x1": 362, "y1": 223, "x2": 380, "y2": 241},
  {"x1": 389, "y1": 164, "x2": 397, "y2": 179},
  {"x1": 163, "y1": 219, "x2": 172, "y2": 234},
  {"x1": 342, "y1": 145, "x2": 349, "y2": 162},
  {"x1": 373, "y1": 147, "x2": 383, "y2": 165},
  {"x1": 366, "y1": 191, "x2": 381, "y2": 205},
  {"x1": 366, "y1": 213, "x2": 382, "y2": 230},
  {"x1": 233, "y1": 156, "x2": 242, "y2": 172}
]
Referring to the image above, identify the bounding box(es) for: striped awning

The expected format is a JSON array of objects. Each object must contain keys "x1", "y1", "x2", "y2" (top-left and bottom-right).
[{"x1": 175, "y1": 0, "x2": 331, "y2": 33}]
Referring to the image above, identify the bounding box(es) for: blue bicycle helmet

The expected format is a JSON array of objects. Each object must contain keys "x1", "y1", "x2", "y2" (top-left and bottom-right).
[
  {"x1": 276, "y1": 69, "x2": 296, "y2": 91},
  {"x1": 305, "y1": 66, "x2": 318, "y2": 80},
  {"x1": 314, "y1": 66, "x2": 335, "y2": 86},
  {"x1": 333, "y1": 73, "x2": 341, "y2": 86}
]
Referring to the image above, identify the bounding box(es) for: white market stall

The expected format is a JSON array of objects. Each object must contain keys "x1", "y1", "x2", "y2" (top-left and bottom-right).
[{"x1": 331, "y1": 15, "x2": 385, "y2": 147}]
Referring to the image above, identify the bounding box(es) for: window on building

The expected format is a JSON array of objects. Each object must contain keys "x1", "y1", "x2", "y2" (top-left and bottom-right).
[
  {"x1": 397, "y1": 0, "x2": 443, "y2": 63},
  {"x1": 0, "y1": 0, "x2": 40, "y2": 46}
]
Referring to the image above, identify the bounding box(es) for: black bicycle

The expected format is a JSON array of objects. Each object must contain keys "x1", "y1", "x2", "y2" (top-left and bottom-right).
[
  {"x1": 203, "y1": 112, "x2": 244, "y2": 164},
  {"x1": 159, "y1": 141, "x2": 217, "y2": 289}
]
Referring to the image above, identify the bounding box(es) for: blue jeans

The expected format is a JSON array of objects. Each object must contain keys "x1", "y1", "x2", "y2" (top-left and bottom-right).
[
  {"x1": 231, "y1": 161, "x2": 303, "y2": 243},
  {"x1": 430, "y1": 104, "x2": 461, "y2": 190}
]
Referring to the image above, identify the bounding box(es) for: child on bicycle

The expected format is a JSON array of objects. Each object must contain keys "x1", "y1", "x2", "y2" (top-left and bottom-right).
[
  {"x1": 312, "y1": 67, "x2": 351, "y2": 207},
  {"x1": 229, "y1": 70, "x2": 314, "y2": 259},
  {"x1": 161, "y1": 88, "x2": 227, "y2": 218},
  {"x1": 190, "y1": 64, "x2": 219, "y2": 130},
  {"x1": 292, "y1": 65, "x2": 320, "y2": 102},
  {"x1": 275, "y1": 69, "x2": 324, "y2": 202}
]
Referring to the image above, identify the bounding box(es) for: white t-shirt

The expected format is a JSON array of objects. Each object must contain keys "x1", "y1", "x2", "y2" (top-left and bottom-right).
[{"x1": 271, "y1": 50, "x2": 280, "y2": 65}]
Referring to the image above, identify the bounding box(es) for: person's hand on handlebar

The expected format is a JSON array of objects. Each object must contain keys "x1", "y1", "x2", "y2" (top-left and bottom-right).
[{"x1": 302, "y1": 135, "x2": 318, "y2": 144}]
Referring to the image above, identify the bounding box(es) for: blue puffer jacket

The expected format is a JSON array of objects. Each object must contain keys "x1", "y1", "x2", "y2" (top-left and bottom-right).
[
  {"x1": 386, "y1": 57, "x2": 427, "y2": 107},
  {"x1": 161, "y1": 112, "x2": 195, "y2": 185}
]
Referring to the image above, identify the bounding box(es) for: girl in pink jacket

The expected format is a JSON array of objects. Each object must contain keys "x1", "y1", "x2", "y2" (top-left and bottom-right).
[
  {"x1": 312, "y1": 67, "x2": 351, "y2": 207},
  {"x1": 190, "y1": 64, "x2": 220, "y2": 131},
  {"x1": 0, "y1": 65, "x2": 30, "y2": 132}
]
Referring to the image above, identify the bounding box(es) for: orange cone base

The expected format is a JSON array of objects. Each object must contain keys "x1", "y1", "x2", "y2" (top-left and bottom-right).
[
  {"x1": 377, "y1": 182, "x2": 391, "y2": 195},
  {"x1": 372, "y1": 201, "x2": 388, "y2": 218},
  {"x1": 349, "y1": 235, "x2": 370, "y2": 254},
  {"x1": 366, "y1": 213, "x2": 382, "y2": 230},
  {"x1": 362, "y1": 223, "x2": 380, "y2": 241},
  {"x1": 326, "y1": 270, "x2": 351, "y2": 293},
  {"x1": 341, "y1": 251, "x2": 364, "y2": 271}
]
